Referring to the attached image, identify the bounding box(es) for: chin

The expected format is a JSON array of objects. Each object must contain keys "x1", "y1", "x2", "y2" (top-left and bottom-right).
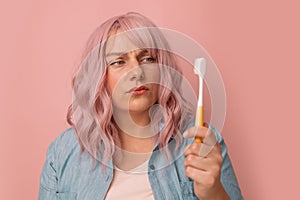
[
  {"x1": 128, "y1": 99, "x2": 156, "y2": 113},
  {"x1": 112, "y1": 93, "x2": 158, "y2": 113},
  {"x1": 128, "y1": 104, "x2": 152, "y2": 113}
]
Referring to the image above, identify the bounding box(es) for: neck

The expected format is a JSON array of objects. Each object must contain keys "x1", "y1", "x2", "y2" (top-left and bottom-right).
[
  {"x1": 113, "y1": 131, "x2": 155, "y2": 171},
  {"x1": 113, "y1": 108, "x2": 157, "y2": 139},
  {"x1": 118, "y1": 128, "x2": 156, "y2": 151}
]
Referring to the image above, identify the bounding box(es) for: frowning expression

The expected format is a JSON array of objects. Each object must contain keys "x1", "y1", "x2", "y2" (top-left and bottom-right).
[{"x1": 105, "y1": 30, "x2": 160, "y2": 114}]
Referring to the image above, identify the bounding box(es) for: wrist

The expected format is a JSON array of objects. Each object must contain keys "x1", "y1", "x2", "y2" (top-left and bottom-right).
[{"x1": 196, "y1": 184, "x2": 230, "y2": 200}]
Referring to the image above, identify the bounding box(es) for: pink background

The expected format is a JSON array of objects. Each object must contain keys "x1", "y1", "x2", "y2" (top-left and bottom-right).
[{"x1": 1, "y1": 0, "x2": 299, "y2": 199}]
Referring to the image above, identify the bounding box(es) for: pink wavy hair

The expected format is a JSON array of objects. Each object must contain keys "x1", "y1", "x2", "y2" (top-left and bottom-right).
[{"x1": 66, "y1": 12, "x2": 193, "y2": 170}]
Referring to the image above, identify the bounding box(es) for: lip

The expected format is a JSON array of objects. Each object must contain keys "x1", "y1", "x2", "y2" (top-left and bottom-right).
[{"x1": 128, "y1": 85, "x2": 150, "y2": 94}]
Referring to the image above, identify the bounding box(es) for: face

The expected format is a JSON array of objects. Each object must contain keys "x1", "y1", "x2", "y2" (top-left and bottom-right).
[{"x1": 105, "y1": 30, "x2": 160, "y2": 115}]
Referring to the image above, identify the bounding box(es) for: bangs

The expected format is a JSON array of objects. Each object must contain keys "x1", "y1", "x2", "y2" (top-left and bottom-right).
[{"x1": 106, "y1": 15, "x2": 170, "y2": 64}]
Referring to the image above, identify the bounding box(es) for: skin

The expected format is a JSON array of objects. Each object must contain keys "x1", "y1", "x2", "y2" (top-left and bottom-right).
[
  {"x1": 105, "y1": 29, "x2": 229, "y2": 198},
  {"x1": 105, "y1": 31, "x2": 159, "y2": 169},
  {"x1": 183, "y1": 126, "x2": 230, "y2": 199},
  {"x1": 105, "y1": 30, "x2": 160, "y2": 128},
  {"x1": 106, "y1": 48, "x2": 159, "y2": 119}
]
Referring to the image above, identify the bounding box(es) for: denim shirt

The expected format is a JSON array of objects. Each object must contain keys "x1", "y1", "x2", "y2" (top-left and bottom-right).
[{"x1": 39, "y1": 126, "x2": 243, "y2": 200}]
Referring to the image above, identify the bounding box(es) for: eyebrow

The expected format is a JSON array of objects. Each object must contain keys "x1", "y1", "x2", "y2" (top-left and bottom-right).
[
  {"x1": 106, "y1": 49, "x2": 149, "y2": 59},
  {"x1": 105, "y1": 51, "x2": 127, "y2": 58}
]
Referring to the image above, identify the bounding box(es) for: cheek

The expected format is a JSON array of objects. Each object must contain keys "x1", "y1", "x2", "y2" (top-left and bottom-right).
[
  {"x1": 152, "y1": 84, "x2": 159, "y2": 100},
  {"x1": 144, "y1": 66, "x2": 160, "y2": 84},
  {"x1": 106, "y1": 70, "x2": 118, "y2": 93}
]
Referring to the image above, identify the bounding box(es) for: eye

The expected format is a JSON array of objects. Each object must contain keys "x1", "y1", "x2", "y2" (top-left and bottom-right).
[
  {"x1": 109, "y1": 60, "x2": 125, "y2": 66},
  {"x1": 140, "y1": 56, "x2": 156, "y2": 63}
]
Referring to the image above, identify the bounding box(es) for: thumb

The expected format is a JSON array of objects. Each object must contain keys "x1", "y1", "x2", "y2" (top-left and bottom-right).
[{"x1": 182, "y1": 126, "x2": 208, "y2": 139}]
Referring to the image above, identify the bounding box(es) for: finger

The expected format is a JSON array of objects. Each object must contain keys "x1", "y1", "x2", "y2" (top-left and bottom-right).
[
  {"x1": 185, "y1": 166, "x2": 208, "y2": 184},
  {"x1": 184, "y1": 140, "x2": 219, "y2": 158},
  {"x1": 185, "y1": 158, "x2": 222, "y2": 180},
  {"x1": 183, "y1": 126, "x2": 217, "y2": 146},
  {"x1": 203, "y1": 130, "x2": 217, "y2": 146},
  {"x1": 184, "y1": 154, "x2": 207, "y2": 171},
  {"x1": 183, "y1": 126, "x2": 209, "y2": 139},
  {"x1": 198, "y1": 142, "x2": 222, "y2": 158},
  {"x1": 185, "y1": 144, "x2": 223, "y2": 167},
  {"x1": 184, "y1": 142, "x2": 201, "y2": 156},
  {"x1": 209, "y1": 142, "x2": 222, "y2": 155},
  {"x1": 207, "y1": 143, "x2": 223, "y2": 164},
  {"x1": 201, "y1": 144, "x2": 223, "y2": 167},
  {"x1": 185, "y1": 155, "x2": 219, "y2": 173},
  {"x1": 199, "y1": 143, "x2": 215, "y2": 157}
]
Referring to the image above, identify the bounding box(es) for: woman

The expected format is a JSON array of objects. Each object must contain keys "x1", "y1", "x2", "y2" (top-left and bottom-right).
[{"x1": 39, "y1": 12, "x2": 243, "y2": 200}]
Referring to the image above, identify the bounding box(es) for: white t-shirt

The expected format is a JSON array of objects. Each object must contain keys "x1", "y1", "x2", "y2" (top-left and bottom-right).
[{"x1": 104, "y1": 159, "x2": 154, "y2": 200}]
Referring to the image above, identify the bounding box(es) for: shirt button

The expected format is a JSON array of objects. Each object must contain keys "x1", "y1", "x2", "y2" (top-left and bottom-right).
[{"x1": 149, "y1": 164, "x2": 155, "y2": 170}]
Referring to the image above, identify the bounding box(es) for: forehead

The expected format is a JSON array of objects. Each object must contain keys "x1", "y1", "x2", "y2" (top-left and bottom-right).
[{"x1": 105, "y1": 31, "x2": 139, "y2": 58}]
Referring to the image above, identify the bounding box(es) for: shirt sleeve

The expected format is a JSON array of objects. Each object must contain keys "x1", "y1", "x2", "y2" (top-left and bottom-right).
[
  {"x1": 38, "y1": 139, "x2": 59, "y2": 200},
  {"x1": 210, "y1": 126, "x2": 244, "y2": 200}
]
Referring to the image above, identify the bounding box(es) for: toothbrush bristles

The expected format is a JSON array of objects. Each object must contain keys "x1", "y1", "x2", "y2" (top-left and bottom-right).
[{"x1": 194, "y1": 58, "x2": 206, "y2": 78}]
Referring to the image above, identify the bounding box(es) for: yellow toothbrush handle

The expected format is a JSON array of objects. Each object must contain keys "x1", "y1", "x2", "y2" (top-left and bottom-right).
[{"x1": 195, "y1": 105, "x2": 204, "y2": 143}]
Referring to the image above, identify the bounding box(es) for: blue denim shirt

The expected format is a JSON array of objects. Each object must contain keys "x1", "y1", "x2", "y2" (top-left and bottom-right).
[{"x1": 39, "y1": 126, "x2": 243, "y2": 200}]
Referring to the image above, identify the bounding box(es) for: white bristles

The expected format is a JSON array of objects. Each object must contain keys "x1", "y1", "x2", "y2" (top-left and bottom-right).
[
  {"x1": 194, "y1": 58, "x2": 206, "y2": 78},
  {"x1": 194, "y1": 58, "x2": 206, "y2": 106}
]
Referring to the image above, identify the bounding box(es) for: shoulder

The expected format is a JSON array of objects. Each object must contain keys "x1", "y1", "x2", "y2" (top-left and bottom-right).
[
  {"x1": 49, "y1": 127, "x2": 78, "y2": 149},
  {"x1": 54, "y1": 127, "x2": 78, "y2": 149},
  {"x1": 46, "y1": 127, "x2": 81, "y2": 163}
]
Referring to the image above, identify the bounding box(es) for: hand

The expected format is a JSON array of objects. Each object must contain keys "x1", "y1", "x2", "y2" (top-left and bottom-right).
[{"x1": 183, "y1": 126, "x2": 230, "y2": 200}]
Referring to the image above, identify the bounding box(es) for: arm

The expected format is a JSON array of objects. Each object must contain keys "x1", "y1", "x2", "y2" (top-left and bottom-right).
[
  {"x1": 218, "y1": 131, "x2": 243, "y2": 200},
  {"x1": 38, "y1": 140, "x2": 58, "y2": 200}
]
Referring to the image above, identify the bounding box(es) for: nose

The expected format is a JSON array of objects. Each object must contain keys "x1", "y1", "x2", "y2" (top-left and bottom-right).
[{"x1": 129, "y1": 58, "x2": 145, "y2": 81}]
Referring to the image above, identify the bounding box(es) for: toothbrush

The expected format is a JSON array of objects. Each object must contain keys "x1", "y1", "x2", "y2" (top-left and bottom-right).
[{"x1": 194, "y1": 58, "x2": 206, "y2": 143}]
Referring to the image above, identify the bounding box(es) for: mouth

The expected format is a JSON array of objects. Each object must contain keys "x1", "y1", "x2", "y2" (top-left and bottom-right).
[{"x1": 128, "y1": 85, "x2": 150, "y2": 95}]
